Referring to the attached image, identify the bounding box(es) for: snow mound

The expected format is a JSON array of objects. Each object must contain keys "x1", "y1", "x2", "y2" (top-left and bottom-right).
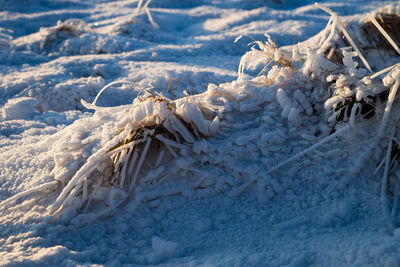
[{"x1": 1, "y1": 97, "x2": 38, "y2": 121}]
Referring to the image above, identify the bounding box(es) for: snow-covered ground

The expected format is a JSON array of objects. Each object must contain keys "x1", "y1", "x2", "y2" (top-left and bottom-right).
[{"x1": 1, "y1": 0, "x2": 400, "y2": 266}]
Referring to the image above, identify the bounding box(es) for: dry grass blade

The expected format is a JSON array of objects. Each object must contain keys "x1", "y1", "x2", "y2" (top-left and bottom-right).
[
  {"x1": 368, "y1": 15, "x2": 400, "y2": 55},
  {"x1": 315, "y1": 3, "x2": 372, "y2": 72},
  {"x1": 362, "y1": 9, "x2": 400, "y2": 55},
  {"x1": 135, "y1": 0, "x2": 158, "y2": 28}
]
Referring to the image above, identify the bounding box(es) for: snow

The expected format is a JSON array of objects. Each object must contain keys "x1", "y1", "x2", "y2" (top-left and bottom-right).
[
  {"x1": 2, "y1": 0, "x2": 400, "y2": 266},
  {"x1": 1, "y1": 97, "x2": 38, "y2": 121}
]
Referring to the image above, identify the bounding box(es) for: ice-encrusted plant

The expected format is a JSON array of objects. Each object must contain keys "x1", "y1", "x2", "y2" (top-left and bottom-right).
[
  {"x1": 2, "y1": 3, "x2": 400, "y2": 229},
  {"x1": 39, "y1": 19, "x2": 91, "y2": 52},
  {"x1": 50, "y1": 88, "x2": 221, "y2": 221},
  {"x1": 112, "y1": 0, "x2": 159, "y2": 33},
  {"x1": 267, "y1": 3, "x2": 400, "y2": 229},
  {"x1": 0, "y1": 82, "x2": 223, "y2": 223},
  {"x1": 235, "y1": 2, "x2": 400, "y2": 229},
  {"x1": 236, "y1": 33, "x2": 297, "y2": 80},
  {"x1": 135, "y1": 0, "x2": 159, "y2": 28},
  {"x1": 323, "y1": 48, "x2": 386, "y2": 128}
]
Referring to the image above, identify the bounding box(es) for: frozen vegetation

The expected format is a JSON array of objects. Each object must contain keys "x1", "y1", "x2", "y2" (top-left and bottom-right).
[{"x1": 1, "y1": 0, "x2": 400, "y2": 266}]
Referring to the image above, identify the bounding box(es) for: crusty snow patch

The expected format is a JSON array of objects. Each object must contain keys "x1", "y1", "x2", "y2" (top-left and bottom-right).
[{"x1": 1, "y1": 97, "x2": 38, "y2": 121}]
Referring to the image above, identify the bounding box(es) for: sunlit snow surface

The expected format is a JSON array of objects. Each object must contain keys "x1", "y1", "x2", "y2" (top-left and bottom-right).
[{"x1": 1, "y1": 0, "x2": 400, "y2": 266}]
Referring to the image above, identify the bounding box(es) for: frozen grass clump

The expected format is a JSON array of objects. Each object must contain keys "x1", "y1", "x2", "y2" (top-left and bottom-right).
[
  {"x1": 53, "y1": 4, "x2": 399, "y2": 226},
  {"x1": 11, "y1": 19, "x2": 92, "y2": 56},
  {"x1": 265, "y1": 3, "x2": 400, "y2": 229},
  {"x1": 2, "y1": 3, "x2": 400, "y2": 229},
  {"x1": 10, "y1": 0, "x2": 161, "y2": 57},
  {"x1": 323, "y1": 48, "x2": 385, "y2": 128},
  {"x1": 13, "y1": 19, "x2": 137, "y2": 56},
  {"x1": 0, "y1": 83, "x2": 225, "y2": 224},
  {"x1": 48, "y1": 89, "x2": 221, "y2": 222},
  {"x1": 234, "y1": 3, "x2": 400, "y2": 229},
  {"x1": 236, "y1": 28, "x2": 340, "y2": 130},
  {"x1": 39, "y1": 19, "x2": 91, "y2": 52},
  {"x1": 11, "y1": 2, "x2": 158, "y2": 57},
  {"x1": 236, "y1": 33, "x2": 297, "y2": 81}
]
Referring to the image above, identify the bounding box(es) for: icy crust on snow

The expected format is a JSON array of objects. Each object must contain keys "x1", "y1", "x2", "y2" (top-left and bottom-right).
[{"x1": 2, "y1": 0, "x2": 400, "y2": 266}]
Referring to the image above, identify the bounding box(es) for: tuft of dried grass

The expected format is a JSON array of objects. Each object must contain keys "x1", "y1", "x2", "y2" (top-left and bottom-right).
[
  {"x1": 45, "y1": 88, "x2": 220, "y2": 222},
  {"x1": 40, "y1": 19, "x2": 90, "y2": 51}
]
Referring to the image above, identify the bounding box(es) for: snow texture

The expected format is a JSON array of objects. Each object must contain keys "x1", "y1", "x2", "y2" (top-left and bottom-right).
[{"x1": 1, "y1": 0, "x2": 400, "y2": 266}]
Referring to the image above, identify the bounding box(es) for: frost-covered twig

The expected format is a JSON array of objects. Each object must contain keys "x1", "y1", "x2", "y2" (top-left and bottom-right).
[
  {"x1": 369, "y1": 63, "x2": 400, "y2": 80},
  {"x1": 378, "y1": 72, "x2": 400, "y2": 137},
  {"x1": 267, "y1": 125, "x2": 350, "y2": 173},
  {"x1": 135, "y1": 0, "x2": 144, "y2": 14},
  {"x1": 135, "y1": 0, "x2": 159, "y2": 28},
  {"x1": 317, "y1": 12, "x2": 338, "y2": 55}
]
